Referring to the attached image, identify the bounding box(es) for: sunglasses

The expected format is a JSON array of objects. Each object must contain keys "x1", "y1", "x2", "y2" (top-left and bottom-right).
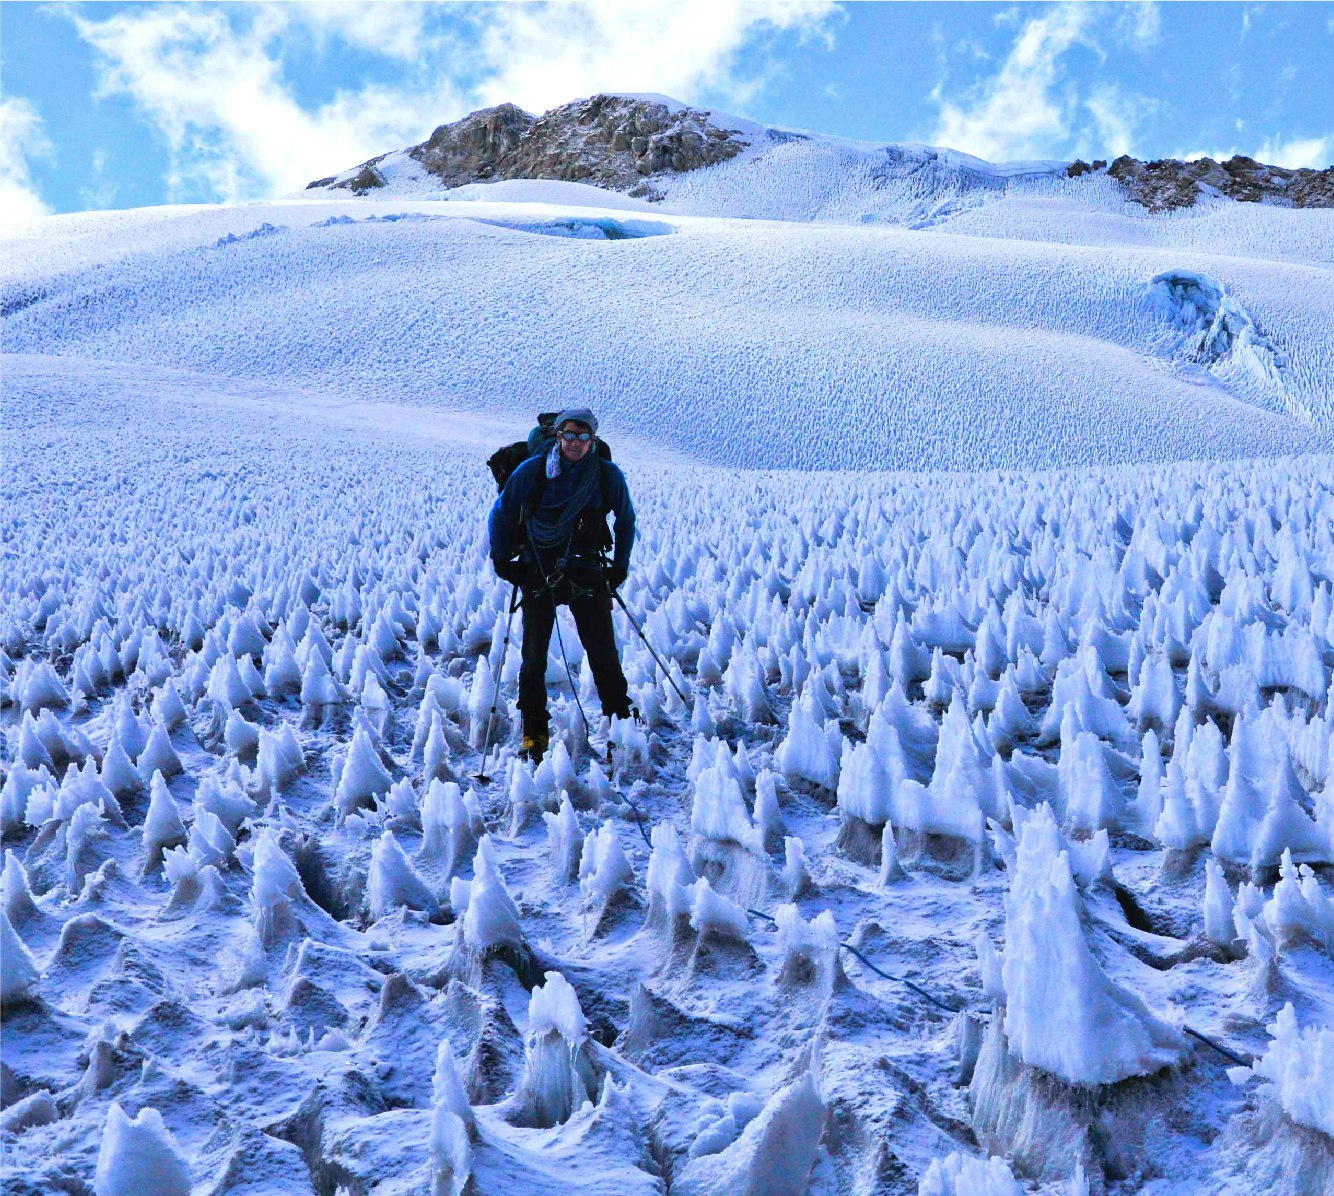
[{"x1": 559, "y1": 430, "x2": 593, "y2": 442}]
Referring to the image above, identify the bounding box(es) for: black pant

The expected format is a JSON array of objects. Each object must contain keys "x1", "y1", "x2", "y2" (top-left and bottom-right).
[{"x1": 517, "y1": 576, "x2": 630, "y2": 728}]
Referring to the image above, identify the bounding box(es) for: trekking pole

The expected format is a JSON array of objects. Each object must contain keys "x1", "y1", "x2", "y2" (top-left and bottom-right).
[
  {"x1": 1182, "y1": 1025, "x2": 1251, "y2": 1067},
  {"x1": 547, "y1": 586, "x2": 608, "y2": 762},
  {"x1": 743, "y1": 906, "x2": 959, "y2": 1013},
  {"x1": 609, "y1": 589, "x2": 690, "y2": 707},
  {"x1": 475, "y1": 584, "x2": 519, "y2": 784}
]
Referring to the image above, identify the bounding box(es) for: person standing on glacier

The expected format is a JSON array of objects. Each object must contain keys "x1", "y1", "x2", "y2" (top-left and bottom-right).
[{"x1": 488, "y1": 407, "x2": 636, "y2": 762}]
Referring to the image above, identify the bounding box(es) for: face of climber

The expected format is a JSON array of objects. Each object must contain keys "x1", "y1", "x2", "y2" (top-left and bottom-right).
[{"x1": 557, "y1": 420, "x2": 594, "y2": 463}]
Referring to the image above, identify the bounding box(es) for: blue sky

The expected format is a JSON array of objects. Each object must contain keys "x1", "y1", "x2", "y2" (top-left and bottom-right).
[{"x1": 3, "y1": 1, "x2": 1331, "y2": 221}]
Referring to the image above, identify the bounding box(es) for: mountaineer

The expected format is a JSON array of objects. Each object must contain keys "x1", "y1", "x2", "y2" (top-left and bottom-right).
[{"x1": 488, "y1": 407, "x2": 635, "y2": 762}]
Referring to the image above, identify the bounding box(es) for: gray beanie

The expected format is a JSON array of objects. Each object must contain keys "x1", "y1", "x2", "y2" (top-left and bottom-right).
[{"x1": 554, "y1": 406, "x2": 598, "y2": 434}]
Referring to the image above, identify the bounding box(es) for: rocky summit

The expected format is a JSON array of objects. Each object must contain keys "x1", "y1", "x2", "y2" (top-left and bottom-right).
[
  {"x1": 309, "y1": 94, "x2": 749, "y2": 197},
  {"x1": 309, "y1": 92, "x2": 1333, "y2": 213}
]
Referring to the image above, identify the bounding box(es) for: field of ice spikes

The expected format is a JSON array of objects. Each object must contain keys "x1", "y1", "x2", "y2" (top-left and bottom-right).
[{"x1": 3, "y1": 334, "x2": 1334, "y2": 1196}]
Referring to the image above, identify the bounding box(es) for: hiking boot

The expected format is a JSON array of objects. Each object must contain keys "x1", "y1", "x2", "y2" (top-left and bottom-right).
[{"x1": 520, "y1": 725, "x2": 549, "y2": 763}]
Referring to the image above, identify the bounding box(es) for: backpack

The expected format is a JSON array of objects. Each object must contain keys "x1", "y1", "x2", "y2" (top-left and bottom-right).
[
  {"x1": 486, "y1": 412, "x2": 613, "y2": 492},
  {"x1": 487, "y1": 414, "x2": 615, "y2": 553}
]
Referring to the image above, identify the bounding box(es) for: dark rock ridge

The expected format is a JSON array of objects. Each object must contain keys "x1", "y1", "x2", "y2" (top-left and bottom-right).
[
  {"x1": 308, "y1": 94, "x2": 750, "y2": 197},
  {"x1": 1070, "y1": 154, "x2": 1334, "y2": 210}
]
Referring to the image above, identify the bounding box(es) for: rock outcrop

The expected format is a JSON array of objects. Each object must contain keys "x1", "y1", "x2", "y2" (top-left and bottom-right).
[
  {"x1": 1069, "y1": 153, "x2": 1334, "y2": 211},
  {"x1": 309, "y1": 94, "x2": 750, "y2": 197},
  {"x1": 412, "y1": 102, "x2": 536, "y2": 188}
]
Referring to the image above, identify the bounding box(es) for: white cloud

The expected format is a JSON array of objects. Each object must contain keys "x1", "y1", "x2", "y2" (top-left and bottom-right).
[
  {"x1": 1083, "y1": 83, "x2": 1156, "y2": 158},
  {"x1": 1177, "y1": 136, "x2": 1332, "y2": 169},
  {"x1": 0, "y1": 96, "x2": 55, "y2": 228},
  {"x1": 79, "y1": 148, "x2": 120, "y2": 211},
  {"x1": 1256, "y1": 135, "x2": 1333, "y2": 169},
  {"x1": 65, "y1": 0, "x2": 840, "y2": 206},
  {"x1": 931, "y1": 3, "x2": 1096, "y2": 161},
  {"x1": 69, "y1": 4, "x2": 465, "y2": 203},
  {"x1": 1240, "y1": 4, "x2": 1264, "y2": 43},
  {"x1": 1115, "y1": 1, "x2": 1161, "y2": 49},
  {"x1": 930, "y1": 2, "x2": 1160, "y2": 163},
  {"x1": 466, "y1": 1, "x2": 839, "y2": 116},
  {"x1": 288, "y1": 2, "x2": 439, "y2": 62}
]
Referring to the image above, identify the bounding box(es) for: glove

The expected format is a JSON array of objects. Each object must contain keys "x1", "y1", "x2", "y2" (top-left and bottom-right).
[
  {"x1": 604, "y1": 563, "x2": 628, "y2": 593},
  {"x1": 493, "y1": 557, "x2": 526, "y2": 587}
]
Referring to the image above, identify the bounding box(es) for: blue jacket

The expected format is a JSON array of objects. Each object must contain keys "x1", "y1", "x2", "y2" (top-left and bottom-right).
[{"x1": 489, "y1": 451, "x2": 635, "y2": 574}]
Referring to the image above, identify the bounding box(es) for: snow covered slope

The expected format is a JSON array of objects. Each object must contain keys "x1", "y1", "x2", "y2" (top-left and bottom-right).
[{"x1": 3, "y1": 187, "x2": 1331, "y2": 471}]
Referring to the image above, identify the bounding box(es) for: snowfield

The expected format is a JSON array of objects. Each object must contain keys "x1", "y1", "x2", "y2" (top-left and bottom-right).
[
  {"x1": 4, "y1": 173, "x2": 1333, "y2": 471},
  {"x1": 3, "y1": 130, "x2": 1334, "y2": 1196}
]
